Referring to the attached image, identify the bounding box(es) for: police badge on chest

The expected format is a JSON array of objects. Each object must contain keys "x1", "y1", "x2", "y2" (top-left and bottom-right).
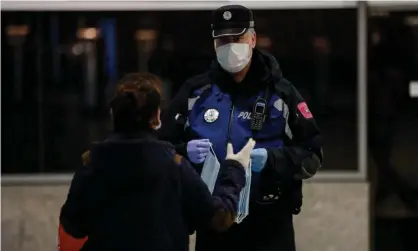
[{"x1": 204, "y1": 108, "x2": 219, "y2": 123}]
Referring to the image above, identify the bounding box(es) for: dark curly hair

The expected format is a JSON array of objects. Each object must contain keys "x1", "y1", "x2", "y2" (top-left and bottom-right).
[{"x1": 110, "y1": 72, "x2": 162, "y2": 132}]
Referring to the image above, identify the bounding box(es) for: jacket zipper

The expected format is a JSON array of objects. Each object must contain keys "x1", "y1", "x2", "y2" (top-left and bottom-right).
[{"x1": 226, "y1": 105, "x2": 235, "y2": 143}]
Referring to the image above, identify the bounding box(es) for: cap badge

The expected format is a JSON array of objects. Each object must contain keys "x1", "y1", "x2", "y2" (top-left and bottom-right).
[{"x1": 223, "y1": 11, "x2": 232, "y2": 21}]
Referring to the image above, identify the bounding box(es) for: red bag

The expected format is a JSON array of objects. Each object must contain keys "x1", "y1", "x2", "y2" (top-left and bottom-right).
[{"x1": 58, "y1": 224, "x2": 87, "y2": 251}]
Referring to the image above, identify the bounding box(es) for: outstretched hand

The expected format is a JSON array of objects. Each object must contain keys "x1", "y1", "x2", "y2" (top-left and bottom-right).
[{"x1": 226, "y1": 139, "x2": 256, "y2": 169}]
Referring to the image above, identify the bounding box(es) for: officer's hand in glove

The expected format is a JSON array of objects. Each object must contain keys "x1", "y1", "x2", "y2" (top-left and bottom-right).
[
  {"x1": 250, "y1": 148, "x2": 268, "y2": 172},
  {"x1": 187, "y1": 139, "x2": 211, "y2": 164},
  {"x1": 226, "y1": 139, "x2": 256, "y2": 169}
]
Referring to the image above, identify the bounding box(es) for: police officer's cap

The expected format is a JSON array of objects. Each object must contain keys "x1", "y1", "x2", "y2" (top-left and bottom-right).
[{"x1": 211, "y1": 5, "x2": 255, "y2": 38}]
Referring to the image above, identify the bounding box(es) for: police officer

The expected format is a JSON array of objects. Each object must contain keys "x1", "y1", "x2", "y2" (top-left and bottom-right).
[{"x1": 160, "y1": 5, "x2": 323, "y2": 251}]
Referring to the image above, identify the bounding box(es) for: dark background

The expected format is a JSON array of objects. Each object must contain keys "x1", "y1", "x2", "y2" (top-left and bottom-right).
[
  {"x1": 1, "y1": 9, "x2": 360, "y2": 173},
  {"x1": 1, "y1": 8, "x2": 418, "y2": 251}
]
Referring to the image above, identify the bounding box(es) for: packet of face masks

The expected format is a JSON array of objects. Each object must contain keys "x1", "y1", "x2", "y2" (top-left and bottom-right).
[
  {"x1": 235, "y1": 160, "x2": 252, "y2": 224},
  {"x1": 201, "y1": 148, "x2": 251, "y2": 224},
  {"x1": 200, "y1": 147, "x2": 220, "y2": 194}
]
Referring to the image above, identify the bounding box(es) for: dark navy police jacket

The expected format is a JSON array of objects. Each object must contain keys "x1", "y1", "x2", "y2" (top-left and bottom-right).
[
  {"x1": 59, "y1": 130, "x2": 246, "y2": 251},
  {"x1": 160, "y1": 49, "x2": 323, "y2": 218}
]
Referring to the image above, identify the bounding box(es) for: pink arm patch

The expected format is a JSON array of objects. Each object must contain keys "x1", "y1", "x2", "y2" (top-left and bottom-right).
[{"x1": 297, "y1": 102, "x2": 313, "y2": 119}]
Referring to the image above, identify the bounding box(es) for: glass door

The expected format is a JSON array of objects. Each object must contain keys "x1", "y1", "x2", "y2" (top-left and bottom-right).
[{"x1": 368, "y1": 8, "x2": 418, "y2": 251}]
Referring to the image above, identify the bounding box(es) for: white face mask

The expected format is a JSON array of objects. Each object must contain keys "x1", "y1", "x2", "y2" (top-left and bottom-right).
[{"x1": 215, "y1": 43, "x2": 251, "y2": 73}]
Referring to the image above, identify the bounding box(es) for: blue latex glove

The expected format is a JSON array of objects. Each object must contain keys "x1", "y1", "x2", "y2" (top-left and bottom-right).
[
  {"x1": 187, "y1": 139, "x2": 211, "y2": 164},
  {"x1": 250, "y1": 148, "x2": 268, "y2": 172}
]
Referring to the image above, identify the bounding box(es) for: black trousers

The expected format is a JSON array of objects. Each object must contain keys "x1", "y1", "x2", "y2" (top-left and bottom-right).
[{"x1": 195, "y1": 206, "x2": 295, "y2": 251}]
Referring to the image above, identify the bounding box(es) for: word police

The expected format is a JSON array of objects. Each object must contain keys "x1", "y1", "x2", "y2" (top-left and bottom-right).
[{"x1": 237, "y1": 111, "x2": 253, "y2": 120}]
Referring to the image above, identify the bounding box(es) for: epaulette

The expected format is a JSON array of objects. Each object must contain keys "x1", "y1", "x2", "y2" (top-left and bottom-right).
[
  {"x1": 192, "y1": 83, "x2": 212, "y2": 97},
  {"x1": 185, "y1": 72, "x2": 212, "y2": 92},
  {"x1": 273, "y1": 77, "x2": 293, "y2": 99}
]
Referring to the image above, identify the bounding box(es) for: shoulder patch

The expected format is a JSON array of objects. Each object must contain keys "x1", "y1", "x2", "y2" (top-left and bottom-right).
[{"x1": 297, "y1": 102, "x2": 313, "y2": 119}]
